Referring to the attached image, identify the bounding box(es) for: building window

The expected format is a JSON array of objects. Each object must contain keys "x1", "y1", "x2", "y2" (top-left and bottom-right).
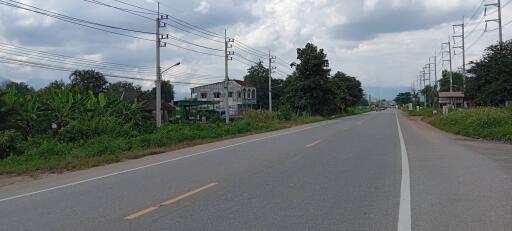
[
  {"x1": 251, "y1": 89, "x2": 256, "y2": 99},
  {"x1": 200, "y1": 93, "x2": 208, "y2": 99},
  {"x1": 237, "y1": 91, "x2": 241, "y2": 98},
  {"x1": 243, "y1": 89, "x2": 246, "y2": 99},
  {"x1": 228, "y1": 92, "x2": 233, "y2": 98},
  {"x1": 213, "y1": 92, "x2": 221, "y2": 98}
]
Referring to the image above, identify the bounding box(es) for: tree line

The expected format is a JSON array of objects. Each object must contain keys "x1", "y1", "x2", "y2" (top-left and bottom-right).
[
  {"x1": 0, "y1": 42, "x2": 364, "y2": 159},
  {"x1": 244, "y1": 43, "x2": 364, "y2": 115},
  {"x1": 395, "y1": 39, "x2": 512, "y2": 107}
]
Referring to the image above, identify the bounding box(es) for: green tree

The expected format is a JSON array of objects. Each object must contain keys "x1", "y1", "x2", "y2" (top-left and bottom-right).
[
  {"x1": 3, "y1": 81, "x2": 34, "y2": 96},
  {"x1": 283, "y1": 43, "x2": 332, "y2": 115},
  {"x1": 394, "y1": 92, "x2": 413, "y2": 106},
  {"x1": 147, "y1": 80, "x2": 174, "y2": 102},
  {"x1": 329, "y1": 72, "x2": 363, "y2": 112},
  {"x1": 466, "y1": 40, "x2": 512, "y2": 106},
  {"x1": 109, "y1": 81, "x2": 142, "y2": 93},
  {"x1": 69, "y1": 70, "x2": 108, "y2": 96},
  {"x1": 243, "y1": 61, "x2": 285, "y2": 110},
  {"x1": 439, "y1": 70, "x2": 464, "y2": 92}
]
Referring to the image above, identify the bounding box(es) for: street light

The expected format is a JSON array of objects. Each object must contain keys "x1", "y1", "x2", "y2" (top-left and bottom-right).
[
  {"x1": 156, "y1": 61, "x2": 180, "y2": 128},
  {"x1": 161, "y1": 62, "x2": 181, "y2": 74}
]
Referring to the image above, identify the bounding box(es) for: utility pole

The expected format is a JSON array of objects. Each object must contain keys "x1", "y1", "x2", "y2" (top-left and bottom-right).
[
  {"x1": 453, "y1": 17, "x2": 466, "y2": 90},
  {"x1": 155, "y1": 2, "x2": 168, "y2": 128},
  {"x1": 485, "y1": 0, "x2": 503, "y2": 45},
  {"x1": 442, "y1": 40, "x2": 453, "y2": 92},
  {"x1": 268, "y1": 49, "x2": 276, "y2": 112},
  {"x1": 224, "y1": 29, "x2": 234, "y2": 124}
]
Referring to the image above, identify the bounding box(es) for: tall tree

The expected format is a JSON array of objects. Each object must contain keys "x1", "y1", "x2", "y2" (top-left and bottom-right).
[
  {"x1": 109, "y1": 81, "x2": 142, "y2": 93},
  {"x1": 147, "y1": 80, "x2": 174, "y2": 102},
  {"x1": 439, "y1": 70, "x2": 464, "y2": 92},
  {"x1": 329, "y1": 71, "x2": 363, "y2": 112},
  {"x1": 394, "y1": 92, "x2": 413, "y2": 106},
  {"x1": 466, "y1": 40, "x2": 512, "y2": 106},
  {"x1": 3, "y1": 81, "x2": 34, "y2": 96},
  {"x1": 283, "y1": 43, "x2": 332, "y2": 115},
  {"x1": 69, "y1": 70, "x2": 108, "y2": 96},
  {"x1": 243, "y1": 61, "x2": 285, "y2": 110},
  {"x1": 243, "y1": 61, "x2": 270, "y2": 109}
]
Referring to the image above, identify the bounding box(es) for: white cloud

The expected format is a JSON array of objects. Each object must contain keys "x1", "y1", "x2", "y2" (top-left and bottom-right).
[
  {"x1": 1, "y1": 0, "x2": 509, "y2": 98},
  {"x1": 194, "y1": 1, "x2": 210, "y2": 14}
]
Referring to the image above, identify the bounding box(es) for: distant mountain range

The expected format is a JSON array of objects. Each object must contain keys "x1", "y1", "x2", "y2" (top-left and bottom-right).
[{"x1": 363, "y1": 86, "x2": 410, "y2": 101}]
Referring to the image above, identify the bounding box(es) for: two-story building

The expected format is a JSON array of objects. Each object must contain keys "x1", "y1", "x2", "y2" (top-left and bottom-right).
[{"x1": 190, "y1": 80, "x2": 257, "y2": 117}]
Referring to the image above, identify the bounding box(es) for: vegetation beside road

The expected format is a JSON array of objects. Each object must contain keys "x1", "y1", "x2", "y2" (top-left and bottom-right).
[
  {"x1": 0, "y1": 42, "x2": 370, "y2": 175},
  {"x1": 0, "y1": 109, "x2": 368, "y2": 174},
  {"x1": 405, "y1": 108, "x2": 512, "y2": 143}
]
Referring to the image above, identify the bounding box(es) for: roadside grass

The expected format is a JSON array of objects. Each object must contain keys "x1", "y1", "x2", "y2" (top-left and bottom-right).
[
  {"x1": 430, "y1": 107, "x2": 512, "y2": 143},
  {"x1": 0, "y1": 108, "x2": 370, "y2": 175},
  {"x1": 405, "y1": 107, "x2": 512, "y2": 143}
]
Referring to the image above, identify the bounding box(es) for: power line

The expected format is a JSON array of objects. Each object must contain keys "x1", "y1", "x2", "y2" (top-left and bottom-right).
[
  {"x1": 0, "y1": 42, "x2": 153, "y2": 70},
  {"x1": 0, "y1": 0, "x2": 154, "y2": 34},
  {"x1": 83, "y1": 0, "x2": 155, "y2": 20},
  {"x1": 0, "y1": 47, "x2": 154, "y2": 75}
]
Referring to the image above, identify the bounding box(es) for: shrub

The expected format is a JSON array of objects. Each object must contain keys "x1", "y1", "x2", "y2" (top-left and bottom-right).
[
  {"x1": 58, "y1": 116, "x2": 137, "y2": 143},
  {"x1": 0, "y1": 130, "x2": 23, "y2": 158},
  {"x1": 431, "y1": 108, "x2": 512, "y2": 142},
  {"x1": 243, "y1": 110, "x2": 279, "y2": 124}
]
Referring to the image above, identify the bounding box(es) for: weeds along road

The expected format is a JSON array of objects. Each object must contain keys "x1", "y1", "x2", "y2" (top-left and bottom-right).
[{"x1": 0, "y1": 109, "x2": 511, "y2": 231}]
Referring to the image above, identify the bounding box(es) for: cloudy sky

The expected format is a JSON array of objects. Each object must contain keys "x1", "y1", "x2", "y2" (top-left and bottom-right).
[{"x1": 0, "y1": 0, "x2": 511, "y2": 99}]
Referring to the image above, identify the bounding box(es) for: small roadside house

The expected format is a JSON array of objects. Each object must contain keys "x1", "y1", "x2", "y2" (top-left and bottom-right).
[{"x1": 438, "y1": 92, "x2": 465, "y2": 108}]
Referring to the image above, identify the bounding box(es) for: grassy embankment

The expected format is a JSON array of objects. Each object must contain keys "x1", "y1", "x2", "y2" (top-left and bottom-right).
[
  {"x1": 0, "y1": 108, "x2": 369, "y2": 175},
  {"x1": 405, "y1": 107, "x2": 512, "y2": 143}
]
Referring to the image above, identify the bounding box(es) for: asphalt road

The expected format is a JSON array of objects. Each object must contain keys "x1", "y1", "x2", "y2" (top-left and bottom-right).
[{"x1": 0, "y1": 109, "x2": 511, "y2": 231}]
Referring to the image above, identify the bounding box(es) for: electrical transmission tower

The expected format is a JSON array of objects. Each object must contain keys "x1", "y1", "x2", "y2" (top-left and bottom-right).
[
  {"x1": 429, "y1": 55, "x2": 437, "y2": 90},
  {"x1": 224, "y1": 29, "x2": 234, "y2": 124},
  {"x1": 268, "y1": 49, "x2": 276, "y2": 112},
  {"x1": 453, "y1": 17, "x2": 466, "y2": 90},
  {"x1": 485, "y1": 0, "x2": 503, "y2": 45},
  {"x1": 441, "y1": 40, "x2": 453, "y2": 92}
]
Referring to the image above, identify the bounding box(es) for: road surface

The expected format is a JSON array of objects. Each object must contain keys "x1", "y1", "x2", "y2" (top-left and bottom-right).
[{"x1": 0, "y1": 109, "x2": 511, "y2": 230}]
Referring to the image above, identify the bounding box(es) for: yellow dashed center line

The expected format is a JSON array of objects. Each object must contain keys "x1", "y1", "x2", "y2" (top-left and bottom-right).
[
  {"x1": 124, "y1": 182, "x2": 218, "y2": 220},
  {"x1": 306, "y1": 140, "x2": 321, "y2": 148}
]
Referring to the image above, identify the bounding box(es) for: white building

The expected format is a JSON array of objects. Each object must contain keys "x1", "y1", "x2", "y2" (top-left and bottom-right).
[{"x1": 191, "y1": 80, "x2": 257, "y2": 117}]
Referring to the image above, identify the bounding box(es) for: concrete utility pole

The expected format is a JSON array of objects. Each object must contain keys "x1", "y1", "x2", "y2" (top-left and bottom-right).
[
  {"x1": 155, "y1": 3, "x2": 169, "y2": 128},
  {"x1": 442, "y1": 40, "x2": 453, "y2": 92},
  {"x1": 224, "y1": 29, "x2": 234, "y2": 124},
  {"x1": 485, "y1": 0, "x2": 503, "y2": 45},
  {"x1": 268, "y1": 49, "x2": 276, "y2": 112},
  {"x1": 453, "y1": 17, "x2": 466, "y2": 90}
]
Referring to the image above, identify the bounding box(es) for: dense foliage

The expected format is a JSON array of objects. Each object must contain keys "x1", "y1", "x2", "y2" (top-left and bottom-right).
[
  {"x1": 394, "y1": 92, "x2": 413, "y2": 106},
  {"x1": 431, "y1": 108, "x2": 512, "y2": 142},
  {"x1": 439, "y1": 70, "x2": 464, "y2": 92},
  {"x1": 243, "y1": 62, "x2": 285, "y2": 110},
  {"x1": 0, "y1": 43, "x2": 367, "y2": 173},
  {"x1": 466, "y1": 40, "x2": 512, "y2": 106}
]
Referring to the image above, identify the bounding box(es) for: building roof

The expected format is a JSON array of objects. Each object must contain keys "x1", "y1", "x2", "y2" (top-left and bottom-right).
[
  {"x1": 191, "y1": 79, "x2": 255, "y2": 90},
  {"x1": 438, "y1": 92, "x2": 465, "y2": 98},
  {"x1": 232, "y1": 80, "x2": 255, "y2": 88}
]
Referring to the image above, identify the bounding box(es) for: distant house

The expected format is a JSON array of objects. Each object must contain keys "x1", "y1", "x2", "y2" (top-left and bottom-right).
[
  {"x1": 115, "y1": 88, "x2": 174, "y2": 122},
  {"x1": 438, "y1": 92, "x2": 465, "y2": 108},
  {"x1": 190, "y1": 80, "x2": 257, "y2": 117}
]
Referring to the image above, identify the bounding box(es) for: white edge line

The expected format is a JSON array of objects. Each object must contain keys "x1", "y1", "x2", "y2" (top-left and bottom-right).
[
  {"x1": 0, "y1": 121, "x2": 334, "y2": 203},
  {"x1": 396, "y1": 112, "x2": 412, "y2": 231}
]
